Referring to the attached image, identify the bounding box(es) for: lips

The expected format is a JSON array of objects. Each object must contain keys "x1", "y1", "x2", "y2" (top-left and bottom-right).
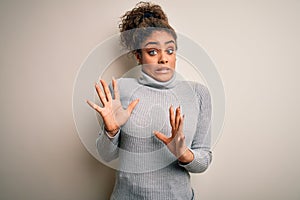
[{"x1": 155, "y1": 67, "x2": 171, "y2": 74}]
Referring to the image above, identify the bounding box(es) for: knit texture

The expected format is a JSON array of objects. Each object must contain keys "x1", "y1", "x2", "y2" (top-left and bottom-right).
[{"x1": 96, "y1": 71, "x2": 212, "y2": 200}]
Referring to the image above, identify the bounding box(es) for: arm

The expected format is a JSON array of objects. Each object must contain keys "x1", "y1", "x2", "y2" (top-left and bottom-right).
[
  {"x1": 154, "y1": 84, "x2": 212, "y2": 173},
  {"x1": 178, "y1": 85, "x2": 212, "y2": 173},
  {"x1": 86, "y1": 78, "x2": 139, "y2": 162},
  {"x1": 96, "y1": 128, "x2": 121, "y2": 162}
]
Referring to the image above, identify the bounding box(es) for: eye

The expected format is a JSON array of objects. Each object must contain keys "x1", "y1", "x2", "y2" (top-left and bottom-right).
[
  {"x1": 148, "y1": 49, "x2": 158, "y2": 56},
  {"x1": 166, "y1": 48, "x2": 174, "y2": 55}
]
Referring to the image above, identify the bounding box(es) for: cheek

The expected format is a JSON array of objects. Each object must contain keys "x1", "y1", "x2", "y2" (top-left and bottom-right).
[
  {"x1": 142, "y1": 55, "x2": 157, "y2": 64},
  {"x1": 169, "y1": 55, "x2": 176, "y2": 68}
]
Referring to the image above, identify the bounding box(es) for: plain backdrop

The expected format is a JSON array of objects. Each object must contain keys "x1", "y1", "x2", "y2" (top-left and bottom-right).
[{"x1": 0, "y1": 0, "x2": 299, "y2": 200}]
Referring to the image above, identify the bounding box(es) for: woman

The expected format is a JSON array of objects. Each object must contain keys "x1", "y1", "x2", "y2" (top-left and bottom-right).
[{"x1": 87, "y1": 2, "x2": 212, "y2": 199}]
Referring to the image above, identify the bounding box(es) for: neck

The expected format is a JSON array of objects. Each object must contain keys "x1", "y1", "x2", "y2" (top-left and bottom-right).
[{"x1": 138, "y1": 70, "x2": 177, "y2": 89}]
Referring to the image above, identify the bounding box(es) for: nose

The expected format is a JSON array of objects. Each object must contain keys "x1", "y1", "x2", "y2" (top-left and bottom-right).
[{"x1": 158, "y1": 50, "x2": 168, "y2": 64}]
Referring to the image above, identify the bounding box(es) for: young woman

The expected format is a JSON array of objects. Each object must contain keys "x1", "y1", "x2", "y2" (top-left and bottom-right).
[{"x1": 87, "y1": 2, "x2": 212, "y2": 199}]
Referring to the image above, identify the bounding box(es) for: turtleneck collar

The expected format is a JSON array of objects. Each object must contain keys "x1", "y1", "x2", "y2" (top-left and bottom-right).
[{"x1": 137, "y1": 70, "x2": 178, "y2": 89}]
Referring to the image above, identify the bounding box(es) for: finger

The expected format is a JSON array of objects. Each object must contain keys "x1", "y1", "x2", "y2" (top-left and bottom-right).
[
  {"x1": 154, "y1": 131, "x2": 169, "y2": 145},
  {"x1": 175, "y1": 106, "x2": 181, "y2": 130},
  {"x1": 86, "y1": 99, "x2": 103, "y2": 113},
  {"x1": 127, "y1": 99, "x2": 139, "y2": 114},
  {"x1": 100, "y1": 79, "x2": 112, "y2": 102},
  {"x1": 95, "y1": 82, "x2": 107, "y2": 106},
  {"x1": 169, "y1": 105, "x2": 175, "y2": 131},
  {"x1": 175, "y1": 116, "x2": 186, "y2": 158},
  {"x1": 176, "y1": 130, "x2": 187, "y2": 158},
  {"x1": 112, "y1": 78, "x2": 120, "y2": 100},
  {"x1": 176, "y1": 120, "x2": 185, "y2": 144},
  {"x1": 178, "y1": 115, "x2": 185, "y2": 134}
]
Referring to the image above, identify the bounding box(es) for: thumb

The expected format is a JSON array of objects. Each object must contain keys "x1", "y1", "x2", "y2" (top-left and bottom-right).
[
  {"x1": 127, "y1": 99, "x2": 139, "y2": 114},
  {"x1": 154, "y1": 131, "x2": 169, "y2": 145}
]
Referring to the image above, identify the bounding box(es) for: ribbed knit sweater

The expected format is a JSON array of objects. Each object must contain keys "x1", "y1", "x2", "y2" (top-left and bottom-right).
[{"x1": 96, "y1": 71, "x2": 212, "y2": 200}]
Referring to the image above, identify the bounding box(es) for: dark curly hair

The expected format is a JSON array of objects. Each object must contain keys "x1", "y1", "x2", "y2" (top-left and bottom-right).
[{"x1": 119, "y1": 1, "x2": 177, "y2": 55}]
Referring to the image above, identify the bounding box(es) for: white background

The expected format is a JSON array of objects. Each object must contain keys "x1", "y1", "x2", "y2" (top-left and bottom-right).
[{"x1": 0, "y1": 0, "x2": 299, "y2": 199}]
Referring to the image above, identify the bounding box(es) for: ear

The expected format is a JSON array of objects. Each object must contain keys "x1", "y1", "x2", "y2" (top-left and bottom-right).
[{"x1": 135, "y1": 52, "x2": 142, "y2": 64}]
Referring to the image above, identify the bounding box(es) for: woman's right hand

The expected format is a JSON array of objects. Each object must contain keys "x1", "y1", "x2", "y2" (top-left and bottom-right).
[{"x1": 86, "y1": 78, "x2": 139, "y2": 137}]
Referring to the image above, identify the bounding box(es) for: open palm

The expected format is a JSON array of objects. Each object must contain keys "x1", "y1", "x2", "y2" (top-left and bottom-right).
[
  {"x1": 87, "y1": 78, "x2": 139, "y2": 136},
  {"x1": 154, "y1": 106, "x2": 188, "y2": 158}
]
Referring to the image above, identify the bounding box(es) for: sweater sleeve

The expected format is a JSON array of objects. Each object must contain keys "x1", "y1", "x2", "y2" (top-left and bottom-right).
[
  {"x1": 96, "y1": 128, "x2": 120, "y2": 162},
  {"x1": 95, "y1": 81, "x2": 121, "y2": 162},
  {"x1": 179, "y1": 84, "x2": 213, "y2": 173}
]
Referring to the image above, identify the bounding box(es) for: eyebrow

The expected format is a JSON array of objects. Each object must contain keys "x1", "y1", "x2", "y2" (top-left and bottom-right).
[{"x1": 144, "y1": 40, "x2": 175, "y2": 47}]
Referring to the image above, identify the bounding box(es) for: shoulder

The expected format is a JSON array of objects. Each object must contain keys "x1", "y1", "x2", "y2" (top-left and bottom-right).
[
  {"x1": 116, "y1": 77, "x2": 137, "y2": 84},
  {"x1": 178, "y1": 81, "x2": 211, "y2": 99},
  {"x1": 116, "y1": 78, "x2": 139, "y2": 90},
  {"x1": 114, "y1": 78, "x2": 141, "y2": 99},
  {"x1": 108, "y1": 77, "x2": 137, "y2": 92},
  {"x1": 182, "y1": 81, "x2": 212, "y2": 113}
]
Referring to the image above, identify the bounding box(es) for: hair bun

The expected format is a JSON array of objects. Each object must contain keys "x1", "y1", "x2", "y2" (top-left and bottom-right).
[
  {"x1": 139, "y1": 10, "x2": 162, "y2": 24},
  {"x1": 120, "y1": 2, "x2": 169, "y2": 31},
  {"x1": 119, "y1": 1, "x2": 177, "y2": 54},
  {"x1": 143, "y1": 11, "x2": 156, "y2": 19}
]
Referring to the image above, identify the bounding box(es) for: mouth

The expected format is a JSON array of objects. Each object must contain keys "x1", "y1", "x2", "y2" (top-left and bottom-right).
[{"x1": 155, "y1": 67, "x2": 172, "y2": 74}]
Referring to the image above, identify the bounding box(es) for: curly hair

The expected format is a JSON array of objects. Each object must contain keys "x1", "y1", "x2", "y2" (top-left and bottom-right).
[{"x1": 119, "y1": 1, "x2": 177, "y2": 55}]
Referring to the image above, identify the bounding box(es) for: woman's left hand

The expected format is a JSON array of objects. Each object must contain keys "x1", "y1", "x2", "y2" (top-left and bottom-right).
[{"x1": 154, "y1": 105, "x2": 194, "y2": 164}]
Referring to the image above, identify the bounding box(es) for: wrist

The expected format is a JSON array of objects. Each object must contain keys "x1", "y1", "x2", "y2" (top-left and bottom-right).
[
  {"x1": 105, "y1": 126, "x2": 120, "y2": 137},
  {"x1": 178, "y1": 149, "x2": 194, "y2": 164}
]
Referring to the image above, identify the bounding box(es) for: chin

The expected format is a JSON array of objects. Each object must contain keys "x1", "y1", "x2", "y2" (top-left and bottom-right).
[{"x1": 154, "y1": 74, "x2": 173, "y2": 82}]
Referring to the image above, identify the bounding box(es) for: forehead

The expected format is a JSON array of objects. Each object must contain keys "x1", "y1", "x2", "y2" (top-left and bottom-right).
[{"x1": 141, "y1": 31, "x2": 175, "y2": 47}]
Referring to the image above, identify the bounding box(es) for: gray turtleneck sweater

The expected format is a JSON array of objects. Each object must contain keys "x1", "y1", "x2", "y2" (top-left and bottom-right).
[{"x1": 96, "y1": 71, "x2": 212, "y2": 200}]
